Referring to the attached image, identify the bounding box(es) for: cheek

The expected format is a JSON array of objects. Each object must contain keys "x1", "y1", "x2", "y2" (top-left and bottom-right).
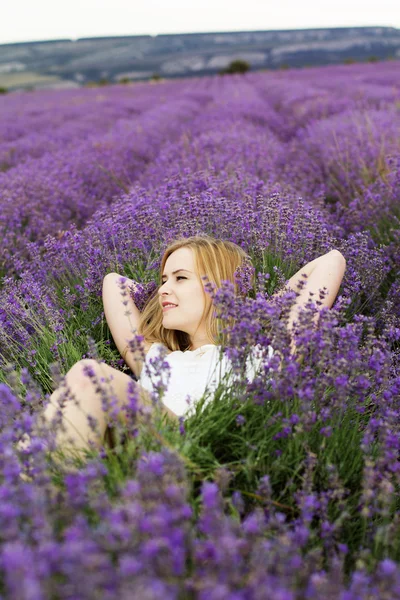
[
  {"x1": 199, "y1": 293, "x2": 209, "y2": 315},
  {"x1": 188, "y1": 288, "x2": 206, "y2": 314}
]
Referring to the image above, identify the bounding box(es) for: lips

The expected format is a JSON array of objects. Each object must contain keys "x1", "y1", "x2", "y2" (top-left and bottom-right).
[{"x1": 162, "y1": 303, "x2": 177, "y2": 312}]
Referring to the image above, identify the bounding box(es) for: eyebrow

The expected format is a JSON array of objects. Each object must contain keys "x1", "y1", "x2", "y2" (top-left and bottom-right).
[{"x1": 161, "y1": 269, "x2": 192, "y2": 279}]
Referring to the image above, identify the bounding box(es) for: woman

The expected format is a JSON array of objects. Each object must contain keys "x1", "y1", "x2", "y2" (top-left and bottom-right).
[{"x1": 29, "y1": 236, "x2": 346, "y2": 455}]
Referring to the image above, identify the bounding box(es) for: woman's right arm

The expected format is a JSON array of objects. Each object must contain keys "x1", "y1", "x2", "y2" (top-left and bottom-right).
[{"x1": 102, "y1": 273, "x2": 152, "y2": 378}]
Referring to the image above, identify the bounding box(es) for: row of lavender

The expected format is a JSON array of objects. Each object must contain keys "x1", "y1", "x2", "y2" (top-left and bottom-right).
[
  {"x1": 0, "y1": 79, "x2": 212, "y2": 275},
  {"x1": 0, "y1": 61, "x2": 400, "y2": 597},
  {"x1": 1, "y1": 63, "x2": 399, "y2": 277}
]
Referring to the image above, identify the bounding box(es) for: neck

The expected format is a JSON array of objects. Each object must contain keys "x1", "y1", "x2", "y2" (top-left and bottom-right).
[{"x1": 189, "y1": 338, "x2": 214, "y2": 351}]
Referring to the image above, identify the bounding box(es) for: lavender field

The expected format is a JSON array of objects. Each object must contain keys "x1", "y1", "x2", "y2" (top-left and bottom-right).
[{"x1": 0, "y1": 60, "x2": 400, "y2": 598}]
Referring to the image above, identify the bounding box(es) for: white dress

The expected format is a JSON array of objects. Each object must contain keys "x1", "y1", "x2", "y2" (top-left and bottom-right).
[{"x1": 138, "y1": 343, "x2": 274, "y2": 417}]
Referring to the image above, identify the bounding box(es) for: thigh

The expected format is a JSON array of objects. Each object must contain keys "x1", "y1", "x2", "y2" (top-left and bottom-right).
[
  {"x1": 73, "y1": 360, "x2": 153, "y2": 424},
  {"x1": 84, "y1": 360, "x2": 142, "y2": 406},
  {"x1": 66, "y1": 360, "x2": 178, "y2": 444},
  {"x1": 76, "y1": 360, "x2": 177, "y2": 422},
  {"x1": 87, "y1": 361, "x2": 180, "y2": 449}
]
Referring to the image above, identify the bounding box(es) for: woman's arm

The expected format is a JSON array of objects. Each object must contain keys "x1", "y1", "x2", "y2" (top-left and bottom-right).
[
  {"x1": 271, "y1": 251, "x2": 343, "y2": 300},
  {"x1": 272, "y1": 250, "x2": 347, "y2": 357},
  {"x1": 285, "y1": 250, "x2": 346, "y2": 330},
  {"x1": 102, "y1": 273, "x2": 152, "y2": 378}
]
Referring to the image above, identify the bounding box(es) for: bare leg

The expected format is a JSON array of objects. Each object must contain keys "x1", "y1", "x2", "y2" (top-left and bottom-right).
[
  {"x1": 40, "y1": 359, "x2": 140, "y2": 454},
  {"x1": 18, "y1": 359, "x2": 177, "y2": 464}
]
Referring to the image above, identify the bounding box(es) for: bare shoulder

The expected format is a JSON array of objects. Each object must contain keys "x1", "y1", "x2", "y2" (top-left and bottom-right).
[
  {"x1": 139, "y1": 339, "x2": 169, "y2": 356},
  {"x1": 143, "y1": 340, "x2": 154, "y2": 355},
  {"x1": 143, "y1": 340, "x2": 171, "y2": 355},
  {"x1": 134, "y1": 340, "x2": 170, "y2": 379}
]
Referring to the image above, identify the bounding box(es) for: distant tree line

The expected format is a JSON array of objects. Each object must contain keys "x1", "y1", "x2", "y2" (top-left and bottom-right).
[
  {"x1": 2, "y1": 54, "x2": 396, "y2": 93},
  {"x1": 219, "y1": 60, "x2": 251, "y2": 75}
]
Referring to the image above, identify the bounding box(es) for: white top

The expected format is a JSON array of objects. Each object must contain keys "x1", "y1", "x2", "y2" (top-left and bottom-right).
[{"x1": 138, "y1": 342, "x2": 274, "y2": 417}]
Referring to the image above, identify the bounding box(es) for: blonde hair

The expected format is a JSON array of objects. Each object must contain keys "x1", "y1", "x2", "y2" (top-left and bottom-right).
[{"x1": 137, "y1": 235, "x2": 254, "y2": 352}]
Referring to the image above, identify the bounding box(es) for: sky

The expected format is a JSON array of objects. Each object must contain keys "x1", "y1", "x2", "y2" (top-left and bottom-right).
[{"x1": 1, "y1": 0, "x2": 399, "y2": 45}]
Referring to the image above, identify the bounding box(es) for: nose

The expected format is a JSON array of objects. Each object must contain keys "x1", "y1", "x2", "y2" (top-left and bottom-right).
[
  {"x1": 158, "y1": 282, "x2": 174, "y2": 307},
  {"x1": 158, "y1": 281, "x2": 171, "y2": 296}
]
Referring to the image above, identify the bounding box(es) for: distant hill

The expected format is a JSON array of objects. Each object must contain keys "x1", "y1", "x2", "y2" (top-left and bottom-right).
[{"x1": 0, "y1": 26, "x2": 399, "y2": 91}]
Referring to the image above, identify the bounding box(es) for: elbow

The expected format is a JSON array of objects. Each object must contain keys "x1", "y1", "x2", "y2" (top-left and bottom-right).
[
  {"x1": 102, "y1": 272, "x2": 120, "y2": 288},
  {"x1": 102, "y1": 273, "x2": 122, "y2": 300},
  {"x1": 103, "y1": 272, "x2": 119, "y2": 281},
  {"x1": 102, "y1": 272, "x2": 113, "y2": 293},
  {"x1": 329, "y1": 249, "x2": 346, "y2": 265}
]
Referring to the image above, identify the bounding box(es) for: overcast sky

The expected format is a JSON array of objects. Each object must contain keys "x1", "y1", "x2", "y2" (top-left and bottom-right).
[{"x1": 1, "y1": 0, "x2": 399, "y2": 45}]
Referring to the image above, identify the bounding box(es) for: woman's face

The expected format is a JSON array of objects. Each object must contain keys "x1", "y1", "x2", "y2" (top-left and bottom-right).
[{"x1": 158, "y1": 247, "x2": 210, "y2": 341}]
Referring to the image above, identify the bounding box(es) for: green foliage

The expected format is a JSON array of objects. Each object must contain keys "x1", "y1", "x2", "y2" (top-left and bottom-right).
[
  {"x1": 118, "y1": 77, "x2": 131, "y2": 85},
  {"x1": 178, "y1": 388, "x2": 377, "y2": 547},
  {"x1": 83, "y1": 78, "x2": 112, "y2": 88},
  {"x1": 0, "y1": 275, "x2": 121, "y2": 394},
  {"x1": 0, "y1": 249, "x2": 165, "y2": 393},
  {"x1": 219, "y1": 60, "x2": 250, "y2": 75},
  {"x1": 90, "y1": 375, "x2": 397, "y2": 576},
  {"x1": 151, "y1": 73, "x2": 162, "y2": 81},
  {"x1": 0, "y1": 87, "x2": 7, "y2": 94}
]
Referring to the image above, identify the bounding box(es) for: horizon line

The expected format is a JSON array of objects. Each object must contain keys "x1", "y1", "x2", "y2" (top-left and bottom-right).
[{"x1": 0, "y1": 24, "x2": 398, "y2": 48}]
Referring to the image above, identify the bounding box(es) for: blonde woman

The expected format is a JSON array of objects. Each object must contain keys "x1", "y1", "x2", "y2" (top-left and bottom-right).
[{"x1": 29, "y1": 236, "x2": 346, "y2": 454}]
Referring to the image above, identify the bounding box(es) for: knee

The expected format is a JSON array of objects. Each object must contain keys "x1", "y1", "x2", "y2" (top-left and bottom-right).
[{"x1": 66, "y1": 359, "x2": 104, "y2": 391}]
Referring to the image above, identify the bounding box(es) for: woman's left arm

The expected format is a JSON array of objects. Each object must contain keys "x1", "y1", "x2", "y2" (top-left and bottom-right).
[
  {"x1": 276, "y1": 250, "x2": 347, "y2": 357},
  {"x1": 286, "y1": 250, "x2": 346, "y2": 330}
]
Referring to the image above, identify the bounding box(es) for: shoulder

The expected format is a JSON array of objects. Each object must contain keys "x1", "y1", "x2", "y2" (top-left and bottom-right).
[
  {"x1": 143, "y1": 341, "x2": 171, "y2": 356},
  {"x1": 144, "y1": 340, "x2": 155, "y2": 355},
  {"x1": 137, "y1": 342, "x2": 167, "y2": 380}
]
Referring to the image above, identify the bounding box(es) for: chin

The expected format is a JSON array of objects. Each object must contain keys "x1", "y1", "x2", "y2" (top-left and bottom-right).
[{"x1": 162, "y1": 318, "x2": 176, "y2": 330}]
